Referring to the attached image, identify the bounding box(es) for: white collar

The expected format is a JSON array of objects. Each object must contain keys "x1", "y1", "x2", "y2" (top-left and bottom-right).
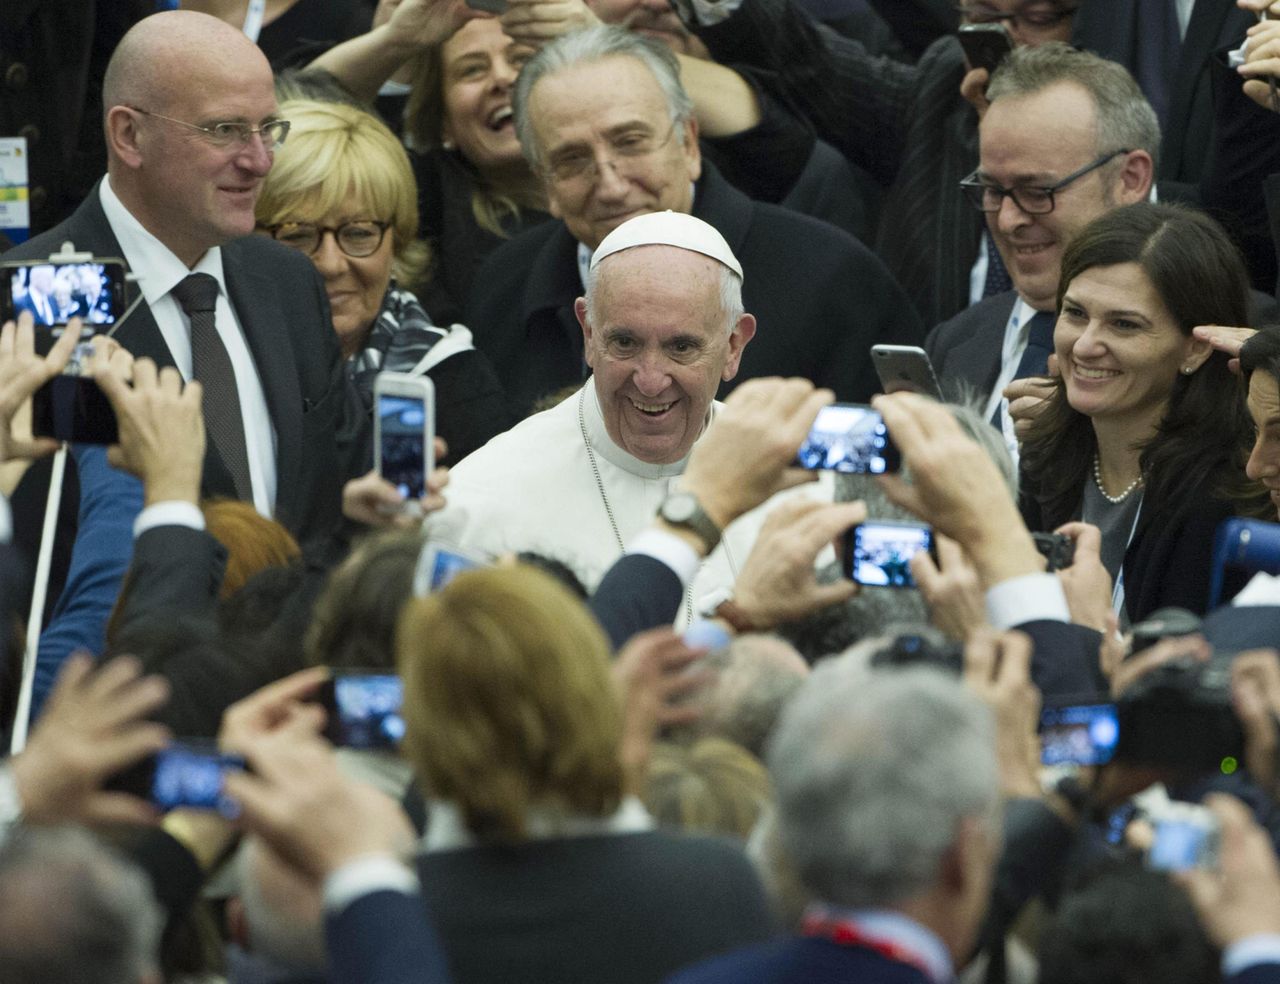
[
  {"x1": 99, "y1": 175, "x2": 229, "y2": 304},
  {"x1": 580, "y1": 382, "x2": 711, "y2": 479},
  {"x1": 421, "y1": 795, "x2": 655, "y2": 852}
]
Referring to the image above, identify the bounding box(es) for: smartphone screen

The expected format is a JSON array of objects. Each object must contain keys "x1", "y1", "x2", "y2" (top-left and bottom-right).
[
  {"x1": 796, "y1": 403, "x2": 900, "y2": 474},
  {"x1": 150, "y1": 744, "x2": 245, "y2": 817},
  {"x1": 1147, "y1": 815, "x2": 1220, "y2": 872},
  {"x1": 413, "y1": 543, "x2": 488, "y2": 595},
  {"x1": 377, "y1": 393, "x2": 428, "y2": 499},
  {"x1": 845, "y1": 521, "x2": 932, "y2": 587},
  {"x1": 1039, "y1": 703, "x2": 1119, "y2": 766},
  {"x1": 322, "y1": 674, "x2": 405, "y2": 750},
  {"x1": 3, "y1": 261, "x2": 126, "y2": 327}
]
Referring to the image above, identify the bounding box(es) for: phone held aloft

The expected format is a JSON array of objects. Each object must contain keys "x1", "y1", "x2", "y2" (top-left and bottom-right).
[
  {"x1": 373, "y1": 372, "x2": 435, "y2": 510},
  {"x1": 795, "y1": 403, "x2": 901, "y2": 474}
]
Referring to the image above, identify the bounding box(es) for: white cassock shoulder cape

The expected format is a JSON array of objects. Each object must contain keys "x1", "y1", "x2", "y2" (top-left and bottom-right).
[{"x1": 427, "y1": 382, "x2": 831, "y2": 623}]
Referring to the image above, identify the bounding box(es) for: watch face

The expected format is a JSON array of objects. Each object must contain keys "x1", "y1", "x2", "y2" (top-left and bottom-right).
[{"x1": 665, "y1": 494, "x2": 696, "y2": 523}]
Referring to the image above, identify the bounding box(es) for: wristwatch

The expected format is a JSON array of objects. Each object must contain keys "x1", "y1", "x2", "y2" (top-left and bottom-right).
[{"x1": 659, "y1": 492, "x2": 722, "y2": 552}]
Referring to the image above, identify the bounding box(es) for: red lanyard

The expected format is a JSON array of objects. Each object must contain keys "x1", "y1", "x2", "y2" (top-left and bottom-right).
[{"x1": 800, "y1": 910, "x2": 938, "y2": 981}]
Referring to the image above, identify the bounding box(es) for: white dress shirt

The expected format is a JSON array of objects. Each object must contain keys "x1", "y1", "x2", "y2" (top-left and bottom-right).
[{"x1": 99, "y1": 176, "x2": 277, "y2": 518}]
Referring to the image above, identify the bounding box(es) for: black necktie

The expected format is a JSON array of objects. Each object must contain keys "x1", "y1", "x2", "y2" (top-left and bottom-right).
[
  {"x1": 1134, "y1": 0, "x2": 1181, "y2": 128},
  {"x1": 170, "y1": 273, "x2": 253, "y2": 502},
  {"x1": 981, "y1": 229, "x2": 1013, "y2": 298},
  {"x1": 992, "y1": 311, "x2": 1055, "y2": 429}
]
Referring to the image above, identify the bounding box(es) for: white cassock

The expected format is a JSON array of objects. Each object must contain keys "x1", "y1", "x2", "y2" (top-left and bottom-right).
[{"x1": 427, "y1": 382, "x2": 832, "y2": 625}]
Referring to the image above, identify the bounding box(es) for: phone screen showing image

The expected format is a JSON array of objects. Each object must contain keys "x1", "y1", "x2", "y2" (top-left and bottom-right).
[
  {"x1": 150, "y1": 745, "x2": 245, "y2": 817},
  {"x1": 847, "y1": 521, "x2": 932, "y2": 587},
  {"x1": 326, "y1": 675, "x2": 405, "y2": 750},
  {"x1": 378, "y1": 394, "x2": 427, "y2": 500},
  {"x1": 4, "y1": 261, "x2": 124, "y2": 327},
  {"x1": 1039, "y1": 703, "x2": 1119, "y2": 767},
  {"x1": 796, "y1": 403, "x2": 900, "y2": 474}
]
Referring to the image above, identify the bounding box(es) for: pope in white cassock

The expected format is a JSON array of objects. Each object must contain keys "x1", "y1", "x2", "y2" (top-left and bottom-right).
[{"x1": 427, "y1": 211, "x2": 830, "y2": 623}]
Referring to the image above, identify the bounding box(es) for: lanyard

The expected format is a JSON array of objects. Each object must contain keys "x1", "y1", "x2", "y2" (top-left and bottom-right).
[
  {"x1": 242, "y1": 0, "x2": 267, "y2": 42},
  {"x1": 800, "y1": 909, "x2": 939, "y2": 981}
]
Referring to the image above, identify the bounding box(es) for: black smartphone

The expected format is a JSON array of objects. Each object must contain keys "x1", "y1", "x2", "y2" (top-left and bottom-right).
[
  {"x1": 957, "y1": 23, "x2": 1014, "y2": 75},
  {"x1": 844, "y1": 520, "x2": 934, "y2": 588},
  {"x1": 149, "y1": 742, "x2": 246, "y2": 817},
  {"x1": 1039, "y1": 702, "x2": 1119, "y2": 767},
  {"x1": 30, "y1": 335, "x2": 120, "y2": 444},
  {"x1": 318, "y1": 672, "x2": 405, "y2": 750},
  {"x1": 1, "y1": 258, "x2": 127, "y2": 328},
  {"x1": 796, "y1": 403, "x2": 901, "y2": 474}
]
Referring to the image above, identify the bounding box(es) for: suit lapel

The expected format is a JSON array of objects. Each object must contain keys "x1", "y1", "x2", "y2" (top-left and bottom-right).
[{"x1": 221, "y1": 241, "x2": 305, "y2": 521}]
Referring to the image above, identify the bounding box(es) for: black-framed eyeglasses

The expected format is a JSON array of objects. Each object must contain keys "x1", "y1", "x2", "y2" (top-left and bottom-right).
[
  {"x1": 542, "y1": 121, "x2": 680, "y2": 185},
  {"x1": 130, "y1": 106, "x2": 291, "y2": 150},
  {"x1": 956, "y1": 1, "x2": 1078, "y2": 30},
  {"x1": 959, "y1": 149, "x2": 1131, "y2": 215},
  {"x1": 261, "y1": 220, "x2": 391, "y2": 258}
]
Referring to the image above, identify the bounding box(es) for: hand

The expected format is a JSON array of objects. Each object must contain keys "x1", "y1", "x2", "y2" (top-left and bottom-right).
[
  {"x1": 1232, "y1": 649, "x2": 1280, "y2": 800},
  {"x1": 224, "y1": 724, "x2": 416, "y2": 883},
  {"x1": 911, "y1": 534, "x2": 989, "y2": 642},
  {"x1": 959, "y1": 66, "x2": 991, "y2": 118},
  {"x1": 343, "y1": 457, "x2": 449, "y2": 528},
  {"x1": 681, "y1": 377, "x2": 833, "y2": 532},
  {"x1": 218, "y1": 666, "x2": 329, "y2": 754},
  {"x1": 0, "y1": 312, "x2": 81, "y2": 462},
  {"x1": 1003, "y1": 374, "x2": 1056, "y2": 444},
  {"x1": 1108, "y1": 633, "x2": 1210, "y2": 699},
  {"x1": 500, "y1": 0, "x2": 598, "y2": 48},
  {"x1": 732, "y1": 499, "x2": 864, "y2": 631},
  {"x1": 1053, "y1": 522, "x2": 1113, "y2": 632},
  {"x1": 1192, "y1": 324, "x2": 1256, "y2": 375},
  {"x1": 93, "y1": 355, "x2": 205, "y2": 507},
  {"x1": 611, "y1": 628, "x2": 713, "y2": 792},
  {"x1": 872, "y1": 391, "x2": 1043, "y2": 586},
  {"x1": 383, "y1": 0, "x2": 487, "y2": 49},
  {"x1": 1240, "y1": 17, "x2": 1280, "y2": 113},
  {"x1": 1177, "y1": 793, "x2": 1280, "y2": 946},
  {"x1": 962, "y1": 629, "x2": 1042, "y2": 799},
  {"x1": 9, "y1": 654, "x2": 171, "y2": 826}
]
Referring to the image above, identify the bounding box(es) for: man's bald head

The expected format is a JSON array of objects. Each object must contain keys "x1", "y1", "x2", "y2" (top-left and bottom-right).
[{"x1": 103, "y1": 11, "x2": 269, "y2": 118}]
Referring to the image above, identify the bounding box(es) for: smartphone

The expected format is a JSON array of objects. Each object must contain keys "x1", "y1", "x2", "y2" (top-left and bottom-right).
[
  {"x1": 413, "y1": 541, "x2": 489, "y2": 596},
  {"x1": 1146, "y1": 803, "x2": 1221, "y2": 872},
  {"x1": 31, "y1": 334, "x2": 120, "y2": 444},
  {"x1": 1031, "y1": 531, "x2": 1076, "y2": 573},
  {"x1": 1, "y1": 258, "x2": 127, "y2": 327},
  {"x1": 796, "y1": 403, "x2": 901, "y2": 474},
  {"x1": 374, "y1": 372, "x2": 435, "y2": 505},
  {"x1": 318, "y1": 672, "x2": 406, "y2": 750},
  {"x1": 149, "y1": 742, "x2": 246, "y2": 817},
  {"x1": 844, "y1": 520, "x2": 933, "y2": 588},
  {"x1": 465, "y1": 0, "x2": 508, "y2": 12},
  {"x1": 871, "y1": 345, "x2": 943, "y2": 400},
  {"x1": 957, "y1": 23, "x2": 1014, "y2": 75},
  {"x1": 1039, "y1": 702, "x2": 1119, "y2": 767}
]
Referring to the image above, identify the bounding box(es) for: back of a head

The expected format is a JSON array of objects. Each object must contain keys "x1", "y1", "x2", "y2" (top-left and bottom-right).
[
  {"x1": 1038, "y1": 861, "x2": 1218, "y2": 984},
  {"x1": 512, "y1": 25, "x2": 693, "y2": 168},
  {"x1": 987, "y1": 41, "x2": 1161, "y2": 166},
  {"x1": 305, "y1": 529, "x2": 421, "y2": 671},
  {"x1": 644, "y1": 737, "x2": 771, "y2": 840},
  {"x1": 694, "y1": 634, "x2": 808, "y2": 757},
  {"x1": 768, "y1": 658, "x2": 998, "y2": 908},
  {"x1": 201, "y1": 498, "x2": 301, "y2": 600},
  {"x1": 0, "y1": 826, "x2": 163, "y2": 984},
  {"x1": 397, "y1": 565, "x2": 624, "y2": 842}
]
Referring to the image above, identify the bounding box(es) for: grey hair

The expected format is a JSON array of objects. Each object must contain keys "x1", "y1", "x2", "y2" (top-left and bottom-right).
[
  {"x1": 987, "y1": 42, "x2": 1161, "y2": 171},
  {"x1": 584, "y1": 248, "x2": 744, "y2": 335},
  {"x1": 767, "y1": 659, "x2": 1000, "y2": 908},
  {"x1": 0, "y1": 825, "x2": 164, "y2": 984},
  {"x1": 513, "y1": 25, "x2": 695, "y2": 170},
  {"x1": 690, "y1": 634, "x2": 809, "y2": 759}
]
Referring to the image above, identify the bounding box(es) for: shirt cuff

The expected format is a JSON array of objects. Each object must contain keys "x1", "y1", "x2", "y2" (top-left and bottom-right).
[
  {"x1": 1233, "y1": 572, "x2": 1280, "y2": 607},
  {"x1": 133, "y1": 501, "x2": 205, "y2": 539},
  {"x1": 1223, "y1": 934, "x2": 1280, "y2": 977},
  {"x1": 628, "y1": 527, "x2": 701, "y2": 590},
  {"x1": 985, "y1": 572, "x2": 1071, "y2": 630},
  {"x1": 670, "y1": 0, "x2": 741, "y2": 28},
  {"x1": 322, "y1": 854, "x2": 419, "y2": 916}
]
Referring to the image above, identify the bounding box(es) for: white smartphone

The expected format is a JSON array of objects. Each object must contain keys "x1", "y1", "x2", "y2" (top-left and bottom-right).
[
  {"x1": 871, "y1": 344, "x2": 944, "y2": 400},
  {"x1": 373, "y1": 372, "x2": 435, "y2": 508}
]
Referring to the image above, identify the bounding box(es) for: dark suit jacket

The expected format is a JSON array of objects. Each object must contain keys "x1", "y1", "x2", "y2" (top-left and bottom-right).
[
  {"x1": 324, "y1": 889, "x2": 451, "y2": 984},
  {"x1": 666, "y1": 936, "x2": 931, "y2": 984},
  {"x1": 689, "y1": 0, "x2": 983, "y2": 328},
  {"x1": 6, "y1": 183, "x2": 348, "y2": 549},
  {"x1": 591, "y1": 553, "x2": 685, "y2": 651},
  {"x1": 417, "y1": 830, "x2": 776, "y2": 984},
  {"x1": 465, "y1": 162, "x2": 922, "y2": 419}
]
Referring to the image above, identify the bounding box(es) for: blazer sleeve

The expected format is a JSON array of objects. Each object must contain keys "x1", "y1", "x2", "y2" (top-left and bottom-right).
[
  {"x1": 590, "y1": 554, "x2": 685, "y2": 651},
  {"x1": 110, "y1": 525, "x2": 227, "y2": 645},
  {"x1": 1015, "y1": 620, "x2": 1109, "y2": 702},
  {"x1": 324, "y1": 889, "x2": 452, "y2": 984}
]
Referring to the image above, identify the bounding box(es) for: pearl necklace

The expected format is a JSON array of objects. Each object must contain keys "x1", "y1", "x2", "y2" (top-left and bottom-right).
[{"x1": 1092, "y1": 454, "x2": 1143, "y2": 504}]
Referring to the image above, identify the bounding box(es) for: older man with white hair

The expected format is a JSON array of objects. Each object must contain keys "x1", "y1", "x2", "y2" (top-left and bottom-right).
[{"x1": 430, "y1": 210, "x2": 830, "y2": 623}]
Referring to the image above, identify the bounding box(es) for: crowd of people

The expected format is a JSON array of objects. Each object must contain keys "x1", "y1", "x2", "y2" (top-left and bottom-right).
[{"x1": 6, "y1": 0, "x2": 1280, "y2": 982}]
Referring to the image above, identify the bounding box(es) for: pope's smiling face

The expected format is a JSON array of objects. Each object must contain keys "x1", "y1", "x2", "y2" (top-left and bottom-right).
[{"x1": 575, "y1": 244, "x2": 754, "y2": 464}]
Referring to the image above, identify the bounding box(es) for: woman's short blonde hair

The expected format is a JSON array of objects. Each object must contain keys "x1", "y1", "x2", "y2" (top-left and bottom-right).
[
  {"x1": 256, "y1": 98, "x2": 429, "y2": 284},
  {"x1": 643, "y1": 738, "x2": 771, "y2": 840},
  {"x1": 397, "y1": 565, "x2": 624, "y2": 842}
]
